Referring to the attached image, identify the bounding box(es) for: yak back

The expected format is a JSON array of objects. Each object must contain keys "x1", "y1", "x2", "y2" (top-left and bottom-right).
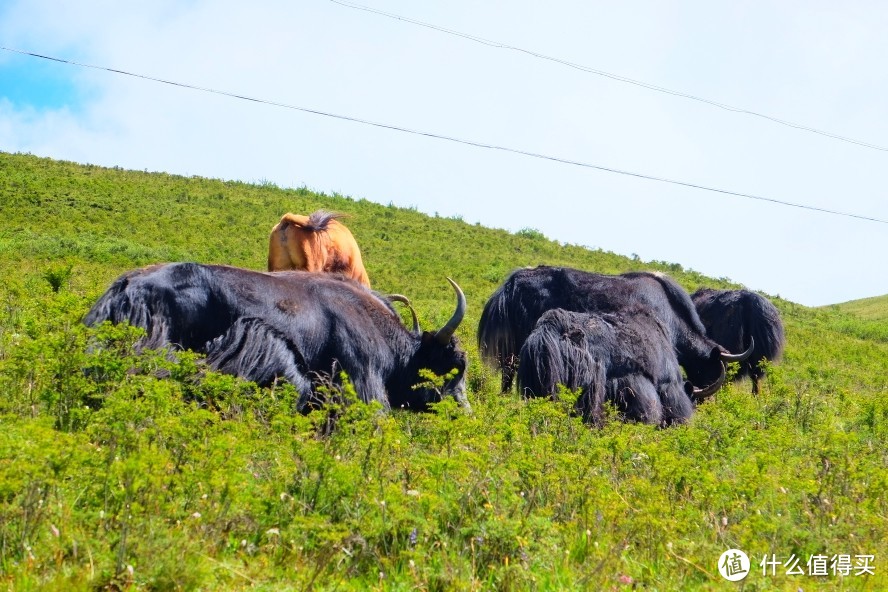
[
  {"x1": 267, "y1": 210, "x2": 371, "y2": 287},
  {"x1": 479, "y1": 266, "x2": 722, "y2": 388},
  {"x1": 84, "y1": 263, "x2": 420, "y2": 404}
]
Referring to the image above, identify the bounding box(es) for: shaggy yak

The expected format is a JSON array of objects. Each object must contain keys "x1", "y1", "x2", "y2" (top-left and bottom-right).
[
  {"x1": 85, "y1": 263, "x2": 468, "y2": 412},
  {"x1": 692, "y1": 288, "x2": 785, "y2": 394}
]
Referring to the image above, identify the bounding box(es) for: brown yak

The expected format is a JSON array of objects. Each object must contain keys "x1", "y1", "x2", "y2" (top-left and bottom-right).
[{"x1": 267, "y1": 210, "x2": 371, "y2": 288}]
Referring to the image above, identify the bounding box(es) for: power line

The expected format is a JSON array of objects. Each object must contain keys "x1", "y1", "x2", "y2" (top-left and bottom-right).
[
  {"x1": 2, "y1": 45, "x2": 887, "y2": 225},
  {"x1": 328, "y1": 0, "x2": 888, "y2": 154}
]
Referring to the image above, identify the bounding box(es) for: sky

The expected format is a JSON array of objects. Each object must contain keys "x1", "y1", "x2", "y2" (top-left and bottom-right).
[{"x1": 1, "y1": 0, "x2": 886, "y2": 307}]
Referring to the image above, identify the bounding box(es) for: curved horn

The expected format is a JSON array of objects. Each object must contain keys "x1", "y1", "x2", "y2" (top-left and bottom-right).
[
  {"x1": 692, "y1": 363, "x2": 726, "y2": 402},
  {"x1": 387, "y1": 294, "x2": 420, "y2": 334},
  {"x1": 720, "y1": 336, "x2": 755, "y2": 363},
  {"x1": 433, "y1": 277, "x2": 467, "y2": 345}
]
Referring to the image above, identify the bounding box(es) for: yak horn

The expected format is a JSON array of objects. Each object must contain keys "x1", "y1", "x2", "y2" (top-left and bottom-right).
[
  {"x1": 692, "y1": 363, "x2": 726, "y2": 402},
  {"x1": 387, "y1": 294, "x2": 420, "y2": 334},
  {"x1": 720, "y1": 336, "x2": 755, "y2": 363},
  {"x1": 434, "y1": 277, "x2": 466, "y2": 344}
]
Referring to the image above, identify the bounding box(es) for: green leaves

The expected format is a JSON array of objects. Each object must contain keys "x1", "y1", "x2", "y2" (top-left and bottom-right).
[{"x1": 1, "y1": 152, "x2": 887, "y2": 589}]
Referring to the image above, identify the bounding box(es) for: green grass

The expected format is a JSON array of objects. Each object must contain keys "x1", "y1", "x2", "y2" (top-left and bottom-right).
[
  {"x1": 827, "y1": 295, "x2": 888, "y2": 322},
  {"x1": 1, "y1": 151, "x2": 886, "y2": 590},
  {"x1": 819, "y1": 296, "x2": 888, "y2": 345}
]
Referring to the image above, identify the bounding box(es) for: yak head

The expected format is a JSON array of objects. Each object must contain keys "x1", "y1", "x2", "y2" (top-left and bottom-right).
[
  {"x1": 390, "y1": 278, "x2": 469, "y2": 412},
  {"x1": 685, "y1": 338, "x2": 755, "y2": 403}
]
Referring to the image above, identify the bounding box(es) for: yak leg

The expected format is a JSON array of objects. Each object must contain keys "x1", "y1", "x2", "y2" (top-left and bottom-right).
[
  {"x1": 608, "y1": 375, "x2": 663, "y2": 426},
  {"x1": 500, "y1": 353, "x2": 519, "y2": 393},
  {"x1": 575, "y1": 358, "x2": 606, "y2": 427},
  {"x1": 351, "y1": 373, "x2": 390, "y2": 411},
  {"x1": 659, "y1": 381, "x2": 696, "y2": 427}
]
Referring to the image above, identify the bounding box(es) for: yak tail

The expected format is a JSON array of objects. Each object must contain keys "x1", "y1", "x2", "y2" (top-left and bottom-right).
[
  {"x1": 204, "y1": 317, "x2": 313, "y2": 397},
  {"x1": 304, "y1": 210, "x2": 347, "y2": 231},
  {"x1": 743, "y1": 292, "x2": 786, "y2": 377},
  {"x1": 270, "y1": 210, "x2": 344, "y2": 271},
  {"x1": 272, "y1": 211, "x2": 337, "y2": 272},
  {"x1": 477, "y1": 281, "x2": 521, "y2": 381},
  {"x1": 83, "y1": 270, "x2": 173, "y2": 351}
]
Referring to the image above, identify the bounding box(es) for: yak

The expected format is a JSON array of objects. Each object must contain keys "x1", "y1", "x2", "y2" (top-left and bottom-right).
[
  {"x1": 84, "y1": 263, "x2": 467, "y2": 412},
  {"x1": 478, "y1": 266, "x2": 752, "y2": 397},
  {"x1": 691, "y1": 288, "x2": 785, "y2": 394},
  {"x1": 267, "y1": 210, "x2": 371, "y2": 288},
  {"x1": 517, "y1": 307, "x2": 710, "y2": 426}
]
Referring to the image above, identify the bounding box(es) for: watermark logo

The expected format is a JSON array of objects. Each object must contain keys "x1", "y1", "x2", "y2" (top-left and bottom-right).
[
  {"x1": 760, "y1": 553, "x2": 875, "y2": 577},
  {"x1": 718, "y1": 549, "x2": 750, "y2": 581}
]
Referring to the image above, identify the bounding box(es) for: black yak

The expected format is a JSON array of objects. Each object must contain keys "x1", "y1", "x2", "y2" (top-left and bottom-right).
[
  {"x1": 517, "y1": 308, "x2": 711, "y2": 426},
  {"x1": 478, "y1": 266, "x2": 752, "y2": 396},
  {"x1": 84, "y1": 263, "x2": 468, "y2": 412},
  {"x1": 691, "y1": 288, "x2": 785, "y2": 394}
]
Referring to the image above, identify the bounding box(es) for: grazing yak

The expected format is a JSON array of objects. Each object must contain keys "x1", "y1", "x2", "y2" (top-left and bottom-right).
[
  {"x1": 478, "y1": 266, "x2": 752, "y2": 395},
  {"x1": 267, "y1": 210, "x2": 371, "y2": 288},
  {"x1": 518, "y1": 307, "x2": 710, "y2": 426},
  {"x1": 84, "y1": 263, "x2": 468, "y2": 412},
  {"x1": 691, "y1": 288, "x2": 785, "y2": 394}
]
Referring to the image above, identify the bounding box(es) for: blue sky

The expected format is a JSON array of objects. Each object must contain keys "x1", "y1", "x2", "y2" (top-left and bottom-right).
[
  {"x1": 1, "y1": 0, "x2": 887, "y2": 306},
  {"x1": 0, "y1": 57, "x2": 82, "y2": 110}
]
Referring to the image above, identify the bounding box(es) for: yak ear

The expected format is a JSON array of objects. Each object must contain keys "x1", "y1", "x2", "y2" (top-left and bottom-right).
[
  {"x1": 709, "y1": 346, "x2": 723, "y2": 360},
  {"x1": 683, "y1": 381, "x2": 695, "y2": 397}
]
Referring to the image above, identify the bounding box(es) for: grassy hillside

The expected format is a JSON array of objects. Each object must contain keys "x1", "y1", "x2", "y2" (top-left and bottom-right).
[
  {"x1": 830, "y1": 295, "x2": 888, "y2": 322},
  {"x1": 829, "y1": 295, "x2": 888, "y2": 322},
  {"x1": 0, "y1": 151, "x2": 886, "y2": 591},
  {"x1": 820, "y1": 296, "x2": 888, "y2": 345}
]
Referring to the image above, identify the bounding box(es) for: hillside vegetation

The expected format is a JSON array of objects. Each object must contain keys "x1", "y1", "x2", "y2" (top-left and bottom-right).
[
  {"x1": 820, "y1": 296, "x2": 888, "y2": 345},
  {"x1": 829, "y1": 295, "x2": 888, "y2": 322},
  {"x1": 0, "y1": 151, "x2": 886, "y2": 591}
]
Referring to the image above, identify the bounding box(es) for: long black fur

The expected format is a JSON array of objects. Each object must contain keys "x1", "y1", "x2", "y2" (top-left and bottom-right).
[
  {"x1": 517, "y1": 308, "x2": 695, "y2": 427},
  {"x1": 691, "y1": 288, "x2": 785, "y2": 393},
  {"x1": 478, "y1": 266, "x2": 728, "y2": 393},
  {"x1": 85, "y1": 263, "x2": 468, "y2": 411}
]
